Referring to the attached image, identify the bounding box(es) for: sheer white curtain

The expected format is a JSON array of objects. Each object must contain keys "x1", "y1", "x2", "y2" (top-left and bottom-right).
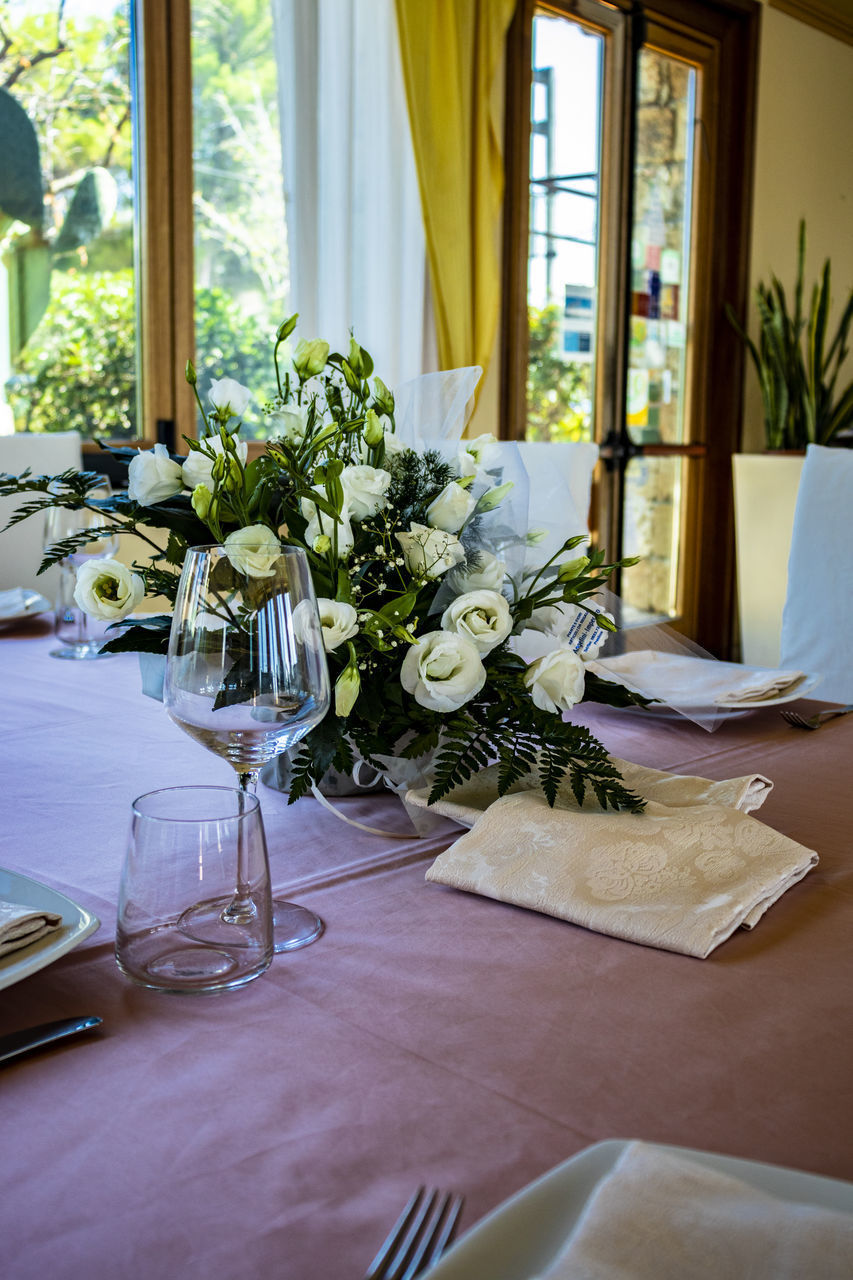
[{"x1": 272, "y1": 0, "x2": 432, "y2": 387}]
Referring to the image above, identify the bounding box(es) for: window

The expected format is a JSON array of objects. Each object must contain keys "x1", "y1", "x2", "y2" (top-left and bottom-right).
[{"x1": 503, "y1": 0, "x2": 760, "y2": 655}]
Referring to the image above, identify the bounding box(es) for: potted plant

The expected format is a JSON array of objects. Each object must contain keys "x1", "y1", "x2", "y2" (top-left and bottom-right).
[{"x1": 728, "y1": 222, "x2": 853, "y2": 665}]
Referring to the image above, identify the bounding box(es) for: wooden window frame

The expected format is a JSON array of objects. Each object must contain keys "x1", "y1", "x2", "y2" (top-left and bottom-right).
[{"x1": 501, "y1": 0, "x2": 760, "y2": 656}]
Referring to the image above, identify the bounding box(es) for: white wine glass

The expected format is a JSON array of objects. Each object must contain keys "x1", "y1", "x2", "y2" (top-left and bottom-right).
[
  {"x1": 44, "y1": 477, "x2": 120, "y2": 660},
  {"x1": 163, "y1": 543, "x2": 331, "y2": 953}
]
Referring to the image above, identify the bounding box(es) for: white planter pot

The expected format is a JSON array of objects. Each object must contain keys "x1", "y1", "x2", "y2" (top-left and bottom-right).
[{"x1": 732, "y1": 453, "x2": 804, "y2": 668}]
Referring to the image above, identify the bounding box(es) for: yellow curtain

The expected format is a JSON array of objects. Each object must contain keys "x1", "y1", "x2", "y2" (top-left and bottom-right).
[{"x1": 394, "y1": 0, "x2": 517, "y2": 378}]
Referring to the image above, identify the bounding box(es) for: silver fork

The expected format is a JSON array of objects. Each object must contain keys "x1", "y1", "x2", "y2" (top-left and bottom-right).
[
  {"x1": 364, "y1": 1187, "x2": 464, "y2": 1280},
  {"x1": 781, "y1": 704, "x2": 853, "y2": 730}
]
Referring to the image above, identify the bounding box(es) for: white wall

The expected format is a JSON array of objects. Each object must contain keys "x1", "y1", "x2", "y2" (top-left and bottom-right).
[{"x1": 742, "y1": 4, "x2": 853, "y2": 450}]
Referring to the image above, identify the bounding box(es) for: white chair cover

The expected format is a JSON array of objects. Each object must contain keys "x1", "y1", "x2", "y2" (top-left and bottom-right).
[
  {"x1": 781, "y1": 443, "x2": 853, "y2": 703},
  {"x1": 0, "y1": 432, "x2": 83, "y2": 595}
]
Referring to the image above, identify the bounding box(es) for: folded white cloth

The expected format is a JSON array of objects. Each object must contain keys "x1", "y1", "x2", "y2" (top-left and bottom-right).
[
  {"x1": 589, "y1": 649, "x2": 810, "y2": 707},
  {"x1": 537, "y1": 1142, "x2": 853, "y2": 1279},
  {"x1": 408, "y1": 756, "x2": 773, "y2": 830},
  {"x1": 0, "y1": 899, "x2": 63, "y2": 957},
  {"x1": 423, "y1": 764, "x2": 816, "y2": 957}
]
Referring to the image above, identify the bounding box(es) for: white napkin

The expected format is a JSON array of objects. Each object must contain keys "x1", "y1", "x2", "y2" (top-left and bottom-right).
[
  {"x1": 588, "y1": 649, "x2": 810, "y2": 707},
  {"x1": 0, "y1": 899, "x2": 63, "y2": 957},
  {"x1": 423, "y1": 764, "x2": 816, "y2": 957},
  {"x1": 0, "y1": 588, "x2": 43, "y2": 620},
  {"x1": 407, "y1": 756, "x2": 773, "y2": 830},
  {"x1": 537, "y1": 1142, "x2": 853, "y2": 1279}
]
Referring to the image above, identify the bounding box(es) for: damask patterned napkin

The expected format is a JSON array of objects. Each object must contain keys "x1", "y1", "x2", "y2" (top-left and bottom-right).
[
  {"x1": 536, "y1": 1142, "x2": 853, "y2": 1279},
  {"x1": 0, "y1": 900, "x2": 63, "y2": 957},
  {"x1": 407, "y1": 756, "x2": 773, "y2": 829},
  {"x1": 421, "y1": 763, "x2": 816, "y2": 957}
]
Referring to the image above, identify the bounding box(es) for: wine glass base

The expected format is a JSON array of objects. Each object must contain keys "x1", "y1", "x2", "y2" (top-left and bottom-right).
[
  {"x1": 50, "y1": 645, "x2": 113, "y2": 660},
  {"x1": 272, "y1": 899, "x2": 324, "y2": 953}
]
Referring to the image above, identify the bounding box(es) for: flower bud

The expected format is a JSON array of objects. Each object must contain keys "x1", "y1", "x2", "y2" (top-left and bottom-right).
[
  {"x1": 293, "y1": 338, "x2": 330, "y2": 379},
  {"x1": 191, "y1": 483, "x2": 212, "y2": 520},
  {"x1": 475, "y1": 480, "x2": 514, "y2": 513},
  {"x1": 276, "y1": 313, "x2": 298, "y2": 341},
  {"x1": 334, "y1": 648, "x2": 361, "y2": 717},
  {"x1": 363, "y1": 408, "x2": 384, "y2": 447},
  {"x1": 372, "y1": 376, "x2": 395, "y2": 416},
  {"x1": 557, "y1": 555, "x2": 590, "y2": 582},
  {"x1": 185, "y1": 359, "x2": 197, "y2": 387},
  {"x1": 211, "y1": 453, "x2": 228, "y2": 483},
  {"x1": 313, "y1": 533, "x2": 332, "y2": 555},
  {"x1": 347, "y1": 336, "x2": 364, "y2": 378}
]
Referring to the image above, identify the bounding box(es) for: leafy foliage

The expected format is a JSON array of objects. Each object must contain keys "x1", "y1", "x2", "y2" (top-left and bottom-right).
[
  {"x1": 526, "y1": 305, "x2": 592, "y2": 443},
  {"x1": 727, "y1": 221, "x2": 853, "y2": 450}
]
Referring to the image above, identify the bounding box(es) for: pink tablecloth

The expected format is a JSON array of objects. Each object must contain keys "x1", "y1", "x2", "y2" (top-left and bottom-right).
[{"x1": 1, "y1": 629, "x2": 852, "y2": 1279}]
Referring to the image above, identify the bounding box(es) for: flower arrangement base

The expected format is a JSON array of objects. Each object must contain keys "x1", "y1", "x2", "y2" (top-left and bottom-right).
[{"x1": 260, "y1": 750, "x2": 385, "y2": 797}]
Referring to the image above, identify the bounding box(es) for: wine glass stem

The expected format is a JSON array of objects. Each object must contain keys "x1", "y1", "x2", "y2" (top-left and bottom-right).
[{"x1": 221, "y1": 769, "x2": 261, "y2": 926}]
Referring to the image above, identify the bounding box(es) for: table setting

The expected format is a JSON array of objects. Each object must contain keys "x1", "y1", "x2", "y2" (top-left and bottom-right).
[{"x1": 1, "y1": 322, "x2": 852, "y2": 1277}]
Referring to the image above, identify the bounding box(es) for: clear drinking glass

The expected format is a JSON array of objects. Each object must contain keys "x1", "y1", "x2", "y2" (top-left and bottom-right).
[
  {"x1": 163, "y1": 544, "x2": 331, "y2": 953},
  {"x1": 44, "y1": 478, "x2": 120, "y2": 659},
  {"x1": 116, "y1": 785, "x2": 273, "y2": 993}
]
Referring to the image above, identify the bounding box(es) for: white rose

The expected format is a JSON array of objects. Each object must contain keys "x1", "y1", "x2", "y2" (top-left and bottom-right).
[
  {"x1": 315, "y1": 598, "x2": 359, "y2": 652},
  {"x1": 441, "y1": 589, "x2": 512, "y2": 655},
  {"x1": 400, "y1": 631, "x2": 486, "y2": 712},
  {"x1": 208, "y1": 377, "x2": 252, "y2": 418},
  {"x1": 395, "y1": 523, "x2": 465, "y2": 580},
  {"x1": 73, "y1": 558, "x2": 145, "y2": 622},
  {"x1": 448, "y1": 550, "x2": 507, "y2": 594},
  {"x1": 182, "y1": 435, "x2": 248, "y2": 491},
  {"x1": 524, "y1": 646, "x2": 586, "y2": 714},
  {"x1": 341, "y1": 464, "x2": 391, "y2": 521},
  {"x1": 268, "y1": 403, "x2": 308, "y2": 445},
  {"x1": 127, "y1": 443, "x2": 183, "y2": 506},
  {"x1": 426, "y1": 481, "x2": 477, "y2": 533},
  {"x1": 223, "y1": 524, "x2": 281, "y2": 578}
]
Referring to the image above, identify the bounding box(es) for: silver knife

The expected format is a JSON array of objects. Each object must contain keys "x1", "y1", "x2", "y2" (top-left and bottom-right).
[{"x1": 0, "y1": 1015, "x2": 103, "y2": 1065}]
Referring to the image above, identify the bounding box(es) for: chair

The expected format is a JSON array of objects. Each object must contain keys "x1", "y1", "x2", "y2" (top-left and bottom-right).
[
  {"x1": 0, "y1": 431, "x2": 83, "y2": 597},
  {"x1": 780, "y1": 443, "x2": 853, "y2": 702}
]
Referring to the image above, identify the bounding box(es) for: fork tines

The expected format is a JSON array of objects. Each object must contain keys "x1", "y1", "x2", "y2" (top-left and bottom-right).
[
  {"x1": 781, "y1": 710, "x2": 816, "y2": 729},
  {"x1": 364, "y1": 1186, "x2": 464, "y2": 1280}
]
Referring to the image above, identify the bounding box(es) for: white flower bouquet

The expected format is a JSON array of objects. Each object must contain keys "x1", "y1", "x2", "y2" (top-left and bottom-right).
[{"x1": 1, "y1": 316, "x2": 645, "y2": 811}]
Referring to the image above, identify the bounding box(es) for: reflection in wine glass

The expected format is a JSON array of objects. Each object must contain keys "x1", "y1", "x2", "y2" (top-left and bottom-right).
[
  {"x1": 164, "y1": 543, "x2": 331, "y2": 953},
  {"x1": 44, "y1": 477, "x2": 120, "y2": 660}
]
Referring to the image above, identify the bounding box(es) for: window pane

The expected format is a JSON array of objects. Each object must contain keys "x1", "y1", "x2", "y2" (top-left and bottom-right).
[
  {"x1": 621, "y1": 454, "x2": 682, "y2": 621},
  {"x1": 190, "y1": 0, "x2": 288, "y2": 440},
  {"x1": 525, "y1": 12, "x2": 602, "y2": 443},
  {"x1": 1, "y1": 0, "x2": 138, "y2": 440},
  {"x1": 627, "y1": 49, "x2": 695, "y2": 446}
]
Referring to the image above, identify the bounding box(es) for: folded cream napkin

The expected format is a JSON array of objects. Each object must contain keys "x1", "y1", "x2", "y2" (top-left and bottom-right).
[
  {"x1": 536, "y1": 1142, "x2": 853, "y2": 1279},
  {"x1": 0, "y1": 899, "x2": 63, "y2": 957},
  {"x1": 408, "y1": 757, "x2": 773, "y2": 830},
  {"x1": 422, "y1": 768, "x2": 816, "y2": 957},
  {"x1": 588, "y1": 649, "x2": 810, "y2": 707}
]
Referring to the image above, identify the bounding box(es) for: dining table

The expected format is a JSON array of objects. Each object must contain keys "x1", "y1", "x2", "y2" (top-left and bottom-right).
[{"x1": 1, "y1": 622, "x2": 852, "y2": 1279}]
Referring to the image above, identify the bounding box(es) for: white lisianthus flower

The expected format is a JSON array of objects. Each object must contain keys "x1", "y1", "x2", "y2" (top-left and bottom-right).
[
  {"x1": 208, "y1": 378, "x2": 252, "y2": 418},
  {"x1": 127, "y1": 443, "x2": 183, "y2": 506},
  {"x1": 268, "y1": 403, "x2": 308, "y2": 445},
  {"x1": 182, "y1": 434, "x2": 248, "y2": 491},
  {"x1": 73, "y1": 558, "x2": 145, "y2": 622},
  {"x1": 315, "y1": 599, "x2": 359, "y2": 652},
  {"x1": 341, "y1": 464, "x2": 391, "y2": 521},
  {"x1": 448, "y1": 550, "x2": 507, "y2": 594},
  {"x1": 401, "y1": 631, "x2": 486, "y2": 712},
  {"x1": 426, "y1": 481, "x2": 477, "y2": 533},
  {"x1": 523, "y1": 646, "x2": 586, "y2": 714},
  {"x1": 466, "y1": 432, "x2": 500, "y2": 468},
  {"x1": 395, "y1": 523, "x2": 465, "y2": 580},
  {"x1": 223, "y1": 524, "x2": 281, "y2": 578},
  {"x1": 441, "y1": 589, "x2": 512, "y2": 655}
]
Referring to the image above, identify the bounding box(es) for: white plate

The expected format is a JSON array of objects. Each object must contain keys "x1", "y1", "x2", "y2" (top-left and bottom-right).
[
  {"x1": 0, "y1": 589, "x2": 51, "y2": 630},
  {"x1": 0, "y1": 867, "x2": 100, "y2": 991},
  {"x1": 426, "y1": 1140, "x2": 853, "y2": 1279}
]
